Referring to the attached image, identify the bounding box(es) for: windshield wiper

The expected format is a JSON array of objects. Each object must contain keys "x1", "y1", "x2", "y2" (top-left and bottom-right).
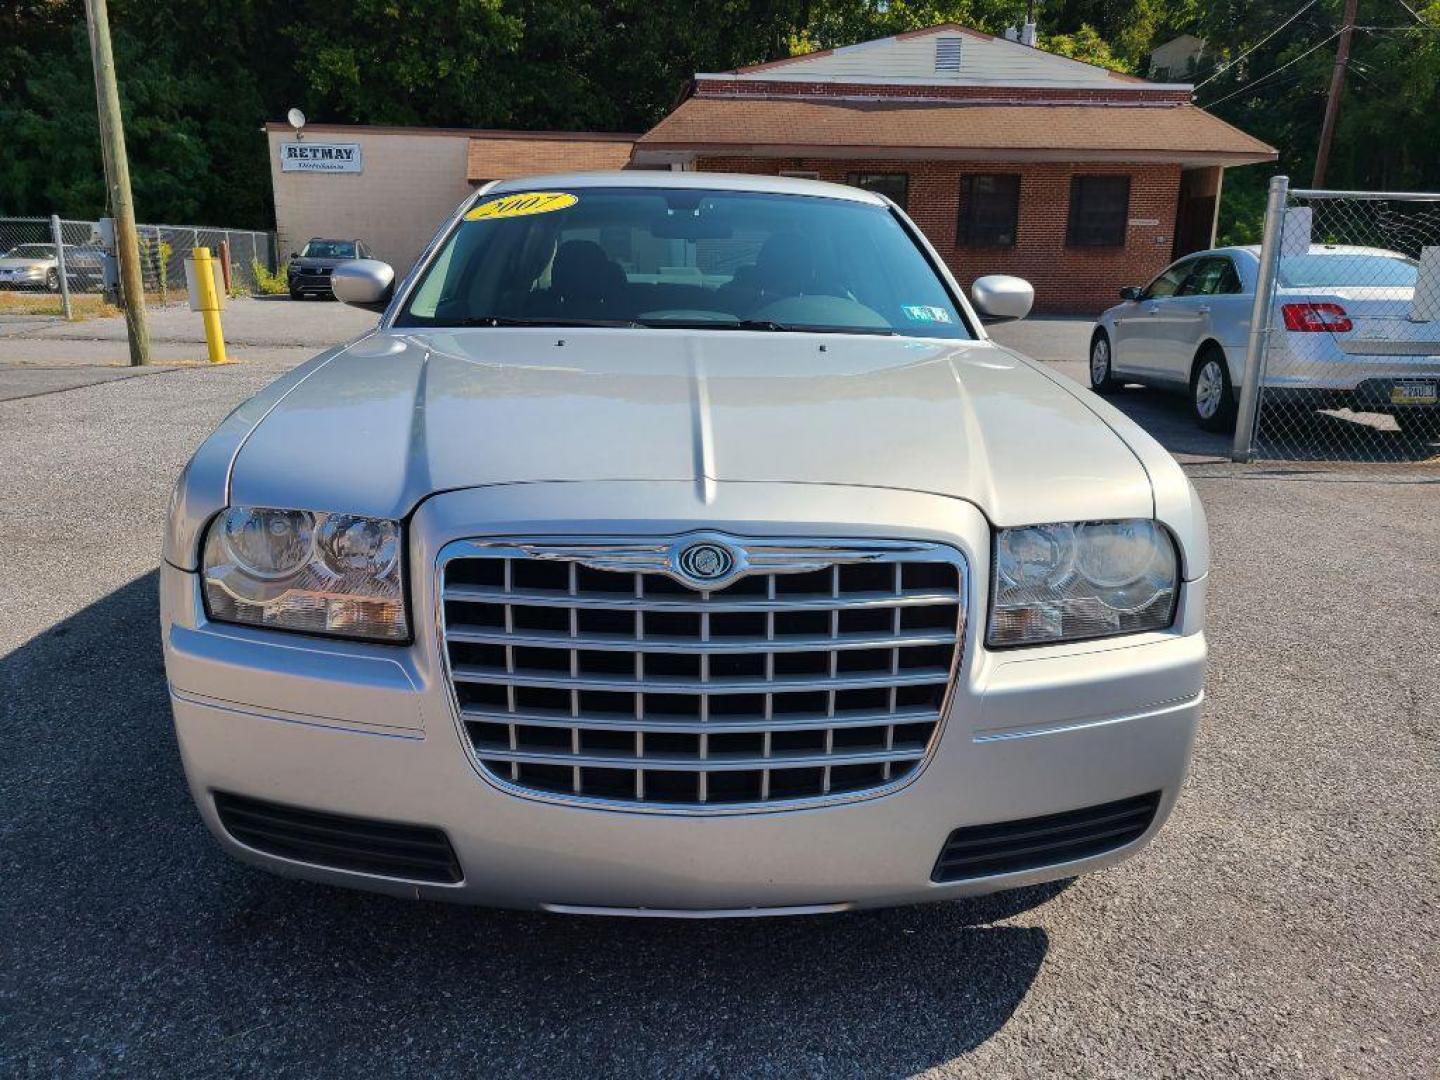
[
  {"x1": 442, "y1": 314, "x2": 897, "y2": 335},
  {"x1": 454, "y1": 315, "x2": 642, "y2": 328},
  {"x1": 636, "y1": 317, "x2": 896, "y2": 335}
]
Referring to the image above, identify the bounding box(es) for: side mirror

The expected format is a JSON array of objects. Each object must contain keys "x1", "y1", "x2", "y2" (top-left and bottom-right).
[
  {"x1": 1120, "y1": 286, "x2": 1144, "y2": 301},
  {"x1": 289, "y1": 252, "x2": 298, "y2": 260},
  {"x1": 331, "y1": 259, "x2": 396, "y2": 312},
  {"x1": 970, "y1": 274, "x2": 1034, "y2": 322}
]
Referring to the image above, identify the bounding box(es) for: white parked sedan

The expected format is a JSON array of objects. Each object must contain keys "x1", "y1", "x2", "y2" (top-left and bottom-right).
[
  {"x1": 1090, "y1": 245, "x2": 1437, "y2": 434},
  {"x1": 162, "y1": 173, "x2": 1208, "y2": 915}
]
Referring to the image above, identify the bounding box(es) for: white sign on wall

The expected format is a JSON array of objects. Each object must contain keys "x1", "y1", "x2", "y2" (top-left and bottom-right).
[{"x1": 280, "y1": 142, "x2": 363, "y2": 173}]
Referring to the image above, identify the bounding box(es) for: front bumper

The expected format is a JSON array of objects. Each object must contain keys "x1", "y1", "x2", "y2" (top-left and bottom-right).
[
  {"x1": 163, "y1": 481, "x2": 1206, "y2": 914},
  {"x1": 0, "y1": 269, "x2": 48, "y2": 288},
  {"x1": 288, "y1": 272, "x2": 333, "y2": 295}
]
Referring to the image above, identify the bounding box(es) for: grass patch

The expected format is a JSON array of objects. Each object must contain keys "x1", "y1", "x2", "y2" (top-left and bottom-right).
[
  {"x1": 0, "y1": 292, "x2": 121, "y2": 320},
  {"x1": 251, "y1": 259, "x2": 289, "y2": 295}
]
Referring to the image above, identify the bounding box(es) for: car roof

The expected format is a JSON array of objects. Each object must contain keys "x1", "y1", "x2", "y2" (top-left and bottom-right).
[
  {"x1": 1208, "y1": 243, "x2": 1408, "y2": 260},
  {"x1": 483, "y1": 170, "x2": 888, "y2": 206}
]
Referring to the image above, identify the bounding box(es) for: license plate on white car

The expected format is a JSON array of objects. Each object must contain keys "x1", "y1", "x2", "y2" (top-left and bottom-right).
[{"x1": 1392, "y1": 381, "x2": 1438, "y2": 405}]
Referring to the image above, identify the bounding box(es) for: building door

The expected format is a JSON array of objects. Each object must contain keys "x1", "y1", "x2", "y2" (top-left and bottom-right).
[
  {"x1": 1174, "y1": 194, "x2": 1216, "y2": 257},
  {"x1": 1172, "y1": 167, "x2": 1222, "y2": 258}
]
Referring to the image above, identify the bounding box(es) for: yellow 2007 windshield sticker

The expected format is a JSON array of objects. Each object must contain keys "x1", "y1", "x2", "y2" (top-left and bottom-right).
[{"x1": 465, "y1": 191, "x2": 578, "y2": 221}]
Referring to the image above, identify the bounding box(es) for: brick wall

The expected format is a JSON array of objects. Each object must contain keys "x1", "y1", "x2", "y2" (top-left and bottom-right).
[{"x1": 695, "y1": 156, "x2": 1181, "y2": 314}]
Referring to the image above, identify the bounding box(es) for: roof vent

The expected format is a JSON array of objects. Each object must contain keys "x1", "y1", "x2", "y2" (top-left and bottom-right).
[{"x1": 934, "y1": 36, "x2": 962, "y2": 73}]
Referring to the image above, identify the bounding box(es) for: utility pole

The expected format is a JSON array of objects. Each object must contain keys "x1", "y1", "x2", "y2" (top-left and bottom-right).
[
  {"x1": 83, "y1": 0, "x2": 150, "y2": 366},
  {"x1": 1312, "y1": 0, "x2": 1358, "y2": 189}
]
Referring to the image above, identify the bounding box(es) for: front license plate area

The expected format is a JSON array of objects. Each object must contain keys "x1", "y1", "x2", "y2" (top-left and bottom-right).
[{"x1": 1391, "y1": 381, "x2": 1438, "y2": 406}]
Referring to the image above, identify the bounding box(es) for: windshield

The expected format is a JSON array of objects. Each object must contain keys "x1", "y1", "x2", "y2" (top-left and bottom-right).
[
  {"x1": 1278, "y1": 253, "x2": 1417, "y2": 288},
  {"x1": 396, "y1": 187, "x2": 971, "y2": 338},
  {"x1": 300, "y1": 240, "x2": 356, "y2": 258},
  {"x1": 4, "y1": 245, "x2": 54, "y2": 259}
]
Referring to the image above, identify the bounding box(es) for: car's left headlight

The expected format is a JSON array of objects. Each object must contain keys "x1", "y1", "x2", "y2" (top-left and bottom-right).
[
  {"x1": 201, "y1": 506, "x2": 407, "y2": 642},
  {"x1": 988, "y1": 519, "x2": 1178, "y2": 648}
]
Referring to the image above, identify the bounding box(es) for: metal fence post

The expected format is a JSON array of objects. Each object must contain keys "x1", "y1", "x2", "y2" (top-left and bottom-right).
[
  {"x1": 155, "y1": 225, "x2": 166, "y2": 304},
  {"x1": 49, "y1": 214, "x2": 73, "y2": 319},
  {"x1": 1232, "y1": 175, "x2": 1290, "y2": 462}
]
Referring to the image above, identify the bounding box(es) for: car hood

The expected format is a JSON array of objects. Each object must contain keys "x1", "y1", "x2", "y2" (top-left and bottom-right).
[
  {"x1": 290, "y1": 257, "x2": 349, "y2": 270},
  {"x1": 228, "y1": 329, "x2": 1154, "y2": 526}
]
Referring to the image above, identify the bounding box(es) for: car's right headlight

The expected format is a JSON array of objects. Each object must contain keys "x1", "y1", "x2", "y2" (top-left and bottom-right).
[
  {"x1": 987, "y1": 519, "x2": 1178, "y2": 647},
  {"x1": 201, "y1": 506, "x2": 407, "y2": 642}
]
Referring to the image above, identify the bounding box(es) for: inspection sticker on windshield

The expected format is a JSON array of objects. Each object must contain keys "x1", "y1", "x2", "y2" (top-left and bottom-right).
[
  {"x1": 903, "y1": 305, "x2": 952, "y2": 324},
  {"x1": 465, "y1": 192, "x2": 578, "y2": 221}
]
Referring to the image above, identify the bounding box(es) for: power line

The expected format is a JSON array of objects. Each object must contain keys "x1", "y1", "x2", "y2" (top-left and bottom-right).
[
  {"x1": 1199, "y1": 29, "x2": 1344, "y2": 108},
  {"x1": 1193, "y1": 0, "x2": 1322, "y2": 89},
  {"x1": 1393, "y1": 0, "x2": 1430, "y2": 26}
]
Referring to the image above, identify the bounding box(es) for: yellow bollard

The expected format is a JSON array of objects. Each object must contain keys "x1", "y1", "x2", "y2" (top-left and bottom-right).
[{"x1": 192, "y1": 246, "x2": 228, "y2": 364}]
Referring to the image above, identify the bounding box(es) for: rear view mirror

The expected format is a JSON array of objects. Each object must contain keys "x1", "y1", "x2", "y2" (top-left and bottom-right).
[
  {"x1": 970, "y1": 275, "x2": 1034, "y2": 322},
  {"x1": 331, "y1": 259, "x2": 396, "y2": 312},
  {"x1": 1120, "y1": 286, "x2": 1144, "y2": 301}
]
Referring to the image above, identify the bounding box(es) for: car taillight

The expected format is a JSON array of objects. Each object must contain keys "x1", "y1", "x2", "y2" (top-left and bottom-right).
[{"x1": 1281, "y1": 302, "x2": 1352, "y2": 332}]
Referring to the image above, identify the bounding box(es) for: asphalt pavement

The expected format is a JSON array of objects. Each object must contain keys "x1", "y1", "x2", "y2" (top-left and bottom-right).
[
  {"x1": 1, "y1": 309, "x2": 1437, "y2": 1077},
  {"x1": 0, "y1": 295, "x2": 377, "y2": 370}
]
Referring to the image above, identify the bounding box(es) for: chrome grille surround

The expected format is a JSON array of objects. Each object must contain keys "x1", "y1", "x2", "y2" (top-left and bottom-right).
[{"x1": 436, "y1": 535, "x2": 968, "y2": 814}]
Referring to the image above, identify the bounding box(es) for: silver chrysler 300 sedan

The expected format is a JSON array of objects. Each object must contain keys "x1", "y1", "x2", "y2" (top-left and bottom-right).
[{"x1": 162, "y1": 173, "x2": 1208, "y2": 916}]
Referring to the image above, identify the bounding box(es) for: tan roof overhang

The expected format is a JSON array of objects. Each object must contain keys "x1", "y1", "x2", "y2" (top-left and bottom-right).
[
  {"x1": 467, "y1": 133, "x2": 638, "y2": 181},
  {"x1": 633, "y1": 96, "x2": 1276, "y2": 168}
]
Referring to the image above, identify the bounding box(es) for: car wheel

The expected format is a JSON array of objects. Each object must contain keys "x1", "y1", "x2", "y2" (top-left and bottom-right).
[
  {"x1": 1089, "y1": 331, "x2": 1121, "y2": 394},
  {"x1": 45, "y1": 269, "x2": 59, "y2": 292},
  {"x1": 1191, "y1": 348, "x2": 1236, "y2": 433},
  {"x1": 289, "y1": 286, "x2": 303, "y2": 300}
]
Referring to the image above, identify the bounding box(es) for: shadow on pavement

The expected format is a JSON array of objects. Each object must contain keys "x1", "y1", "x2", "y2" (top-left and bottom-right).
[
  {"x1": 1098, "y1": 385, "x2": 1440, "y2": 465},
  {"x1": 1, "y1": 571, "x2": 1060, "y2": 1077}
]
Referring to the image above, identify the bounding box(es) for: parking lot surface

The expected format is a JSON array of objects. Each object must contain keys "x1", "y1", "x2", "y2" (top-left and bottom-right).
[
  {"x1": 2, "y1": 310, "x2": 1437, "y2": 1077},
  {"x1": 0, "y1": 295, "x2": 377, "y2": 371}
]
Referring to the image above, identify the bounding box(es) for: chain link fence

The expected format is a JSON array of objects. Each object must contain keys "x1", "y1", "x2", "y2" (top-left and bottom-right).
[
  {"x1": 1233, "y1": 178, "x2": 1440, "y2": 463},
  {"x1": 0, "y1": 215, "x2": 275, "y2": 319}
]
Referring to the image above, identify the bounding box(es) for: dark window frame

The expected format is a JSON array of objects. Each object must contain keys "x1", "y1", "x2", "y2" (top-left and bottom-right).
[
  {"x1": 846, "y1": 172, "x2": 910, "y2": 211},
  {"x1": 957, "y1": 173, "x2": 1021, "y2": 248},
  {"x1": 1066, "y1": 175, "x2": 1131, "y2": 249}
]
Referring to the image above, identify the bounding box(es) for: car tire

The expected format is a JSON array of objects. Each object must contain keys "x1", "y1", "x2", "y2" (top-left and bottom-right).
[
  {"x1": 45, "y1": 269, "x2": 59, "y2": 292},
  {"x1": 289, "y1": 286, "x2": 303, "y2": 300},
  {"x1": 1191, "y1": 347, "x2": 1236, "y2": 433},
  {"x1": 1089, "y1": 331, "x2": 1121, "y2": 394}
]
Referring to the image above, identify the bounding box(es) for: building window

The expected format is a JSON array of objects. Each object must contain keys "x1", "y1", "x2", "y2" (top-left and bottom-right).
[
  {"x1": 1066, "y1": 175, "x2": 1131, "y2": 247},
  {"x1": 847, "y1": 172, "x2": 909, "y2": 210},
  {"x1": 958, "y1": 174, "x2": 1020, "y2": 247}
]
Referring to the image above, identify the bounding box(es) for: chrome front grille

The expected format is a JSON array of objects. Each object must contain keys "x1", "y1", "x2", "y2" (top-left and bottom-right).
[{"x1": 438, "y1": 536, "x2": 966, "y2": 811}]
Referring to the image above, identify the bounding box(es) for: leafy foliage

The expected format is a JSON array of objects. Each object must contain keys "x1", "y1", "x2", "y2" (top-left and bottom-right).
[
  {"x1": 1043, "y1": 24, "x2": 1135, "y2": 72},
  {"x1": 1, "y1": 0, "x2": 1437, "y2": 243}
]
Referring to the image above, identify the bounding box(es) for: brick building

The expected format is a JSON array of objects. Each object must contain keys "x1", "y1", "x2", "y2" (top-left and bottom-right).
[
  {"x1": 264, "y1": 24, "x2": 1273, "y2": 314},
  {"x1": 631, "y1": 24, "x2": 1275, "y2": 313}
]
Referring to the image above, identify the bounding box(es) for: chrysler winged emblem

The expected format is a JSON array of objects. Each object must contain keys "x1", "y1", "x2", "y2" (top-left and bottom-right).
[{"x1": 675, "y1": 541, "x2": 736, "y2": 584}]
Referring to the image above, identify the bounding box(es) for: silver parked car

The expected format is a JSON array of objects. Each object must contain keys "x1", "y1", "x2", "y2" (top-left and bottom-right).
[
  {"x1": 0, "y1": 243, "x2": 106, "y2": 292},
  {"x1": 162, "y1": 174, "x2": 1208, "y2": 915},
  {"x1": 1090, "y1": 244, "x2": 1437, "y2": 433}
]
